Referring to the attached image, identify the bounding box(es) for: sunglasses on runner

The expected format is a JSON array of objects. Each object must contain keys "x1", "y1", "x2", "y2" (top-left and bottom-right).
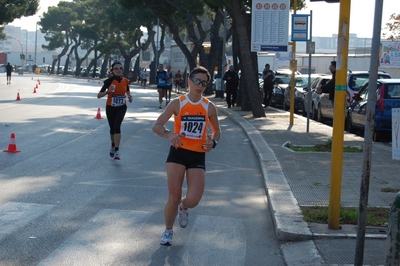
[
  {"x1": 190, "y1": 77, "x2": 208, "y2": 87},
  {"x1": 113, "y1": 67, "x2": 123, "y2": 70}
]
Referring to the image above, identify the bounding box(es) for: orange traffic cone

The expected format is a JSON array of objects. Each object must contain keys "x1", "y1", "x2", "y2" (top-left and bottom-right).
[
  {"x1": 3, "y1": 133, "x2": 21, "y2": 153},
  {"x1": 35, "y1": 83, "x2": 38, "y2": 89},
  {"x1": 16, "y1": 92, "x2": 21, "y2": 101},
  {"x1": 31, "y1": 77, "x2": 33, "y2": 80},
  {"x1": 38, "y1": 79, "x2": 41, "y2": 85},
  {"x1": 33, "y1": 87, "x2": 37, "y2": 93},
  {"x1": 95, "y1": 107, "x2": 102, "y2": 119}
]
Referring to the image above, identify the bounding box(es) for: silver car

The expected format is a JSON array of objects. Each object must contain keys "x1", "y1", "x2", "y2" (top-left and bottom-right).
[{"x1": 301, "y1": 75, "x2": 331, "y2": 120}]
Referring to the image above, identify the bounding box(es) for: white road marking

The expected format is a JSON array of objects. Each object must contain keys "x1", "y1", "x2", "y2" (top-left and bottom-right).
[
  {"x1": 37, "y1": 209, "x2": 152, "y2": 266},
  {"x1": 0, "y1": 202, "x2": 54, "y2": 241},
  {"x1": 180, "y1": 215, "x2": 246, "y2": 266}
]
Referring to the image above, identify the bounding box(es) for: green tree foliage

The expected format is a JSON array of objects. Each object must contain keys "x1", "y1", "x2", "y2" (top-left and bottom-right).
[
  {"x1": 384, "y1": 13, "x2": 400, "y2": 41},
  {"x1": 118, "y1": 0, "x2": 225, "y2": 94},
  {"x1": 39, "y1": 0, "x2": 156, "y2": 78},
  {"x1": 40, "y1": 1, "x2": 77, "y2": 74},
  {"x1": 0, "y1": 0, "x2": 39, "y2": 39}
]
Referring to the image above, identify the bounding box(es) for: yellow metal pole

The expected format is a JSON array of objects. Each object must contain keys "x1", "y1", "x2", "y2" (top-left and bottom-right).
[
  {"x1": 328, "y1": 0, "x2": 351, "y2": 229},
  {"x1": 289, "y1": 0, "x2": 297, "y2": 125}
]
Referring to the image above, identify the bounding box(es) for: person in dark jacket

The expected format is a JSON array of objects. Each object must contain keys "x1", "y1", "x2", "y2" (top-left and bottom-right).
[
  {"x1": 317, "y1": 61, "x2": 336, "y2": 104},
  {"x1": 262, "y1": 64, "x2": 275, "y2": 108},
  {"x1": 222, "y1": 65, "x2": 239, "y2": 108},
  {"x1": 6, "y1": 62, "x2": 13, "y2": 85}
]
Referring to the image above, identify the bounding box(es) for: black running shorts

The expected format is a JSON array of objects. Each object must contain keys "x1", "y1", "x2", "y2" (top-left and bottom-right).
[{"x1": 166, "y1": 146, "x2": 206, "y2": 170}]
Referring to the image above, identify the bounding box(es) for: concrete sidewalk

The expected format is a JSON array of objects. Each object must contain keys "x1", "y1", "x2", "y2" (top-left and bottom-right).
[{"x1": 214, "y1": 97, "x2": 399, "y2": 265}]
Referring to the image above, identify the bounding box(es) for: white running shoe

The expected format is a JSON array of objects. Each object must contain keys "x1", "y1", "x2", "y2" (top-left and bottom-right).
[
  {"x1": 178, "y1": 202, "x2": 189, "y2": 228},
  {"x1": 109, "y1": 146, "x2": 115, "y2": 158},
  {"x1": 160, "y1": 229, "x2": 173, "y2": 245}
]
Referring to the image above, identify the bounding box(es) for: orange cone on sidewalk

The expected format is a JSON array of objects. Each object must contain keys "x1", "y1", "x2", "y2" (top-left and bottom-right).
[
  {"x1": 16, "y1": 92, "x2": 21, "y2": 101},
  {"x1": 33, "y1": 87, "x2": 37, "y2": 93},
  {"x1": 38, "y1": 79, "x2": 41, "y2": 85},
  {"x1": 95, "y1": 107, "x2": 103, "y2": 119},
  {"x1": 35, "y1": 83, "x2": 38, "y2": 89},
  {"x1": 3, "y1": 133, "x2": 21, "y2": 153}
]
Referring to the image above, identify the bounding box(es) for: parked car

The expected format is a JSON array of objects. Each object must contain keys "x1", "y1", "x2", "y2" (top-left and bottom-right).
[
  {"x1": 301, "y1": 75, "x2": 331, "y2": 120},
  {"x1": 283, "y1": 74, "x2": 317, "y2": 113},
  {"x1": 269, "y1": 70, "x2": 292, "y2": 108},
  {"x1": 314, "y1": 71, "x2": 392, "y2": 123},
  {"x1": 345, "y1": 79, "x2": 400, "y2": 141},
  {"x1": 302, "y1": 74, "x2": 332, "y2": 122},
  {"x1": 345, "y1": 70, "x2": 392, "y2": 105}
]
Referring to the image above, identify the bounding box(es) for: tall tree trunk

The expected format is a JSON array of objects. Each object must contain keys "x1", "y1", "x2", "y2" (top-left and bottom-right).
[{"x1": 226, "y1": 1, "x2": 265, "y2": 117}]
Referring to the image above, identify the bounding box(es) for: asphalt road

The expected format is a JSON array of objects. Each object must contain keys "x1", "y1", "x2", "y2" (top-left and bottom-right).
[{"x1": 0, "y1": 74, "x2": 285, "y2": 265}]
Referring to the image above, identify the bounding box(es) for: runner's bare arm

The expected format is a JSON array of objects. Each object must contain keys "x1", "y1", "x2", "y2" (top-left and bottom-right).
[{"x1": 208, "y1": 102, "x2": 221, "y2": 142}]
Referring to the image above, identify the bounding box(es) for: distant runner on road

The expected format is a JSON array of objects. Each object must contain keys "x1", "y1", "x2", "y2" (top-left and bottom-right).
[{"x1": 97, "y1": 62, "x2": 133, "y2": 160}]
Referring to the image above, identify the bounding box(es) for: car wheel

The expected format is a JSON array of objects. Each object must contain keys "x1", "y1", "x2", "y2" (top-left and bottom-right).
[
  {"x1": 373, "y1": 128, "x2": 382, "y2": 142},
  {"x1": 302, "y1": 102, "x2": 307, "y2": 117},
  {"x1": 317, "y1": 105, "x2": 325, "y2": 123},
  {"x1": 284, "y1": 100, "x2": 289, "y2": 111},
  {"x1": 345, "y1": 114, "x2": 356, "y2": 134},
  {"x1": 311, "y1": 104, "x2": 318, "y2": 120}
]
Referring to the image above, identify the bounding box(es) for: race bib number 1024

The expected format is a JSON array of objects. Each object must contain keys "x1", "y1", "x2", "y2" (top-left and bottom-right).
[{"x1": 180, "y1": 115, "x2": 206, "y2": 139}]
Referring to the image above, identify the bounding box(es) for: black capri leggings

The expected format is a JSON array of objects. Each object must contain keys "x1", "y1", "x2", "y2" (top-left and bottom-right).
[{"x1": 106, "y1": 105, "x2": 127, "y2": 134}]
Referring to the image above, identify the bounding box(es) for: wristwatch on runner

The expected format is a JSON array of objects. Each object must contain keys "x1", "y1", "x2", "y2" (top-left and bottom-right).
[{"x1": 212, "y1": 139, "x2": 218, "y2": 148}]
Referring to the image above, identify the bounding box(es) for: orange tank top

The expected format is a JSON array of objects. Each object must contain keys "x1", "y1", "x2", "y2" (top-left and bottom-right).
[
  {"x1": 106, "y1": 78, "x2": 130, "y2": 106},
  {"x1": 174, "y1": 95, "x2": 209, "y2": 153}
]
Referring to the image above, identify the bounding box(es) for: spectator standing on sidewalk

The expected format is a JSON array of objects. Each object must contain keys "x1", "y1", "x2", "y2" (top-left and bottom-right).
[
  {"x1": 262, "y1": 63, "x2": 275, "y2": 108},
  {"x1": 6, "y1": 62, "x2": 13, "y2": 85},
  {"x1": 316, "y1": 61, "x2": 336, "y2": 105},
  {"x1": 152, "y1": 66, "x2": 222, "y2": 246},
  {"x1": 223, "y1": 65, "x2": 239, "y2": 108}
]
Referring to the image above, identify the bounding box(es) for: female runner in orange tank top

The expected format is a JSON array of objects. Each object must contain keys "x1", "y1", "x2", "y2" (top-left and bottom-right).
[{"x1": 152, "y1": 66, "x2": 221, "y2": 245}]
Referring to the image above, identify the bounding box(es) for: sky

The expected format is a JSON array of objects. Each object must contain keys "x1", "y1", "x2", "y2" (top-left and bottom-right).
[{"x1": 9, "y1": 0, "x2": 398, "y2": 38}]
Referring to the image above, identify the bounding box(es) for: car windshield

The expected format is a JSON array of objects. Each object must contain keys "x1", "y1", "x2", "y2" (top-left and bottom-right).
[
  {"x1": 387, "y1": 84, "x2": 400, "y2": 99},
  {"x1": 295, "y1": 76, "x2": 314, "y2": 87},
  {"x1": 274, "y1": 74, "x2": 314, "y2": 87},
  {"x1": 274, "y1": 74, "x2": 291, "y2": 84},
  {"x1": 349, "y1": 74, "x2": 391, "y2": 92}
]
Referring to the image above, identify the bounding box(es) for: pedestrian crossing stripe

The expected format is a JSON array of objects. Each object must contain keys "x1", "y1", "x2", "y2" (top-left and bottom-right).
[
  {"x1": 0, "y1": 202, "x2": 54, "y2": 241},
  {"x1": 38, "y1": 209, "x2": 152, "y2": 266},
  {"x1": 181, "y1": 215, "x2": 246, "y2": 266},
  {"x1": 0, "y1": 202, "x2": 247, "y2": 265}
]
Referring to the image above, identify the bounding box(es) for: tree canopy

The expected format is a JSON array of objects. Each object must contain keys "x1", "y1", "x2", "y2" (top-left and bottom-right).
[
  {"x1": 384, "y1": 13, "x2": 400, "y2": 41},
  {"x1": 0, "y1": 0, "x2": 39, "y2": 39}
]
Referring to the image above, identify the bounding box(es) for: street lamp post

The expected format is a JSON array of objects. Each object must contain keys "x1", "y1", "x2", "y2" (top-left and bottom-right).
[{"x1": 7, "y1": 36, "x2": 24, "y2": 75}]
